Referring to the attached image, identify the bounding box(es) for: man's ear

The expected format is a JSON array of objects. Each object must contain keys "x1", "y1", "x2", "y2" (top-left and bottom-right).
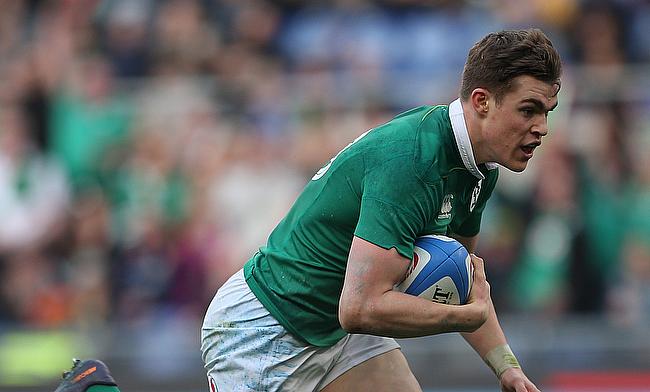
[{"x1": 470, "y1": 88, "x2": 490, "y2": 116}]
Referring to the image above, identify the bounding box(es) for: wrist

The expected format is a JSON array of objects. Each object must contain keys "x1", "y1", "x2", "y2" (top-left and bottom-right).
[
  {"x1": 454, "y1": 304, "x2": 485, "y2": 332},
  {"x1": 483, "y1": 344, "x2": 521, "y2": 379}
]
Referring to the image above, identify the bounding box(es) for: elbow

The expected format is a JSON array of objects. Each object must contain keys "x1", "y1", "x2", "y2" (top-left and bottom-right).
[
  {"x1": 338, "y1": 297, "x2": 373, "y2": 333},
  {"x1": 339, "y1": 301, "x2": 376, "y2": 334},
  {"x1": 339, "y1": 309, "x2": 363, "y2": 333}
]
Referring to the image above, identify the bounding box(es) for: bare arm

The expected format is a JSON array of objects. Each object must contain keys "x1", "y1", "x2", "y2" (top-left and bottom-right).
[
  {"x1": 338, "y1": 236, "x2": 490, "y2": 338},
  {"x1": 449, "y1": 233, "x2": 509, "y2": 356},
  {"x1": 451, "y1": 233, "x2": 540, "y2": 392}
]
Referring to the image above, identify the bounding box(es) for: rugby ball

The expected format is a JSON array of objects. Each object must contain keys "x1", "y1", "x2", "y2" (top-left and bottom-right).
[{"x1": 395, "y1": 235, "x2": 473, "y2": 305}]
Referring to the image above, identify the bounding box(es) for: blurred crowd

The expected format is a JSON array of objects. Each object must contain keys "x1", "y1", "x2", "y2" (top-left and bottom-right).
[{"x1": 0, "y1": 0, "x2": 649, "y2": 335}]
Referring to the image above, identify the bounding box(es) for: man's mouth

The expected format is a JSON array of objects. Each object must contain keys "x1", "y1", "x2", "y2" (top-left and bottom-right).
[{"x1": 521, "y1": 142, "x2": 540, "y2": 157}]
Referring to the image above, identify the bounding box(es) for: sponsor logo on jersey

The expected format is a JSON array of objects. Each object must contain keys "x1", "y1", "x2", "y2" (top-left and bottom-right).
[
  {"x1": 438, "y1": 194, "x2": 453, "y2": 220},
  {"x1": 469, "y1": 179, "x2": 482, "y2": 212}
]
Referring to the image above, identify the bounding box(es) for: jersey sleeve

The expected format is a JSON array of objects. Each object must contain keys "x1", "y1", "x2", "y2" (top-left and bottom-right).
[
  {"x1": 354, "y1": 154, "x2": 440, "y2": 260},
  {"x1": 452, "y1": 168, "x2": 499, "y2": 237}
]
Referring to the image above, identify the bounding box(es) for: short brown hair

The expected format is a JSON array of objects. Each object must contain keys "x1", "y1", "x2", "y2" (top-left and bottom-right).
[{"x1": 460, "y1": 29, "x2": 562, "y2": 103}]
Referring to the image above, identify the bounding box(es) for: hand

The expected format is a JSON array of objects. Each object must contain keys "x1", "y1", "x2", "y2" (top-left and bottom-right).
[
  {"x1": 465, "y1": 254, "x2": 490, "y2": 330},
  {"x1": 499, "y1": 367, "x2": 540, "y2": 392}
]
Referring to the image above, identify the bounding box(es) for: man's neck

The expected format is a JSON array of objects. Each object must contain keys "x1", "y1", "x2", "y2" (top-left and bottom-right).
[{"x1": 460, "y1": 100, "x2": 486, "y2": 165}]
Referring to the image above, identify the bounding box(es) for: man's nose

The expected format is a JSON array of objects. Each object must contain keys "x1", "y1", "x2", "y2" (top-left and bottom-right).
[{"x1": 533, "y1": 117, "x2": 549, "y2": 136}]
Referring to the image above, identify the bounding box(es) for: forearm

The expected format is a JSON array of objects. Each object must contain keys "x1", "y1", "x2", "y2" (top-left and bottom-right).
[
  {"x1": 461, "y1": 299, "x2": 507, "y2": 356},
  {"x1": 452, "y1": 233, "x2": 518, "y2": 369},
  {"x1": 340, "y1": 236, "x2": 490, "y2": 338},
  {"x1": 461, "y1": 300, "x2": 522, "y2": 379},
  {"x1": 342, "y1": 289, "x2": 484, "y2": 338}
]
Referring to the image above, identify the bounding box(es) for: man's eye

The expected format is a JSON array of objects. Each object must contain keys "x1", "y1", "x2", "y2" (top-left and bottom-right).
[{"x1": 521, "y1": 108, "x2": 534, "y2": 117}]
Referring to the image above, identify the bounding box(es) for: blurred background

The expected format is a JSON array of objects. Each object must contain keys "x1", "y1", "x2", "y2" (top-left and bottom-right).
[{"x1": 0, "y1": 0, "x2": 649, "y2": 391}]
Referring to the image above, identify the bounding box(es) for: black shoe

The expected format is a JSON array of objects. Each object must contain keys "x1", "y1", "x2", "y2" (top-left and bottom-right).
[{"x1": 54, "y1": 359, "x2": 118, "y2": 392}]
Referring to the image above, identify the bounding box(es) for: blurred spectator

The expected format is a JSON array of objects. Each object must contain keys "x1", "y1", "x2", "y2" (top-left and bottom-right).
[
  {"x1": 607, "y1": 118, "x2": 650, "y2": 327},
  {"x1": 112, "y1": 213, "x2": 174, "y2": 322},
  {"x1": 0, "y1": 106, "x2": 70, "y2": 254},
  {"x1": 509, "y1": 140, "x2": 579, "y2": 315},
  {"x1": 97, "y1": 0, "x2": 154, "y2": 78},
  {"x1": 63, "y1": 190, "x2": 113, "y2": 328},
  {"x1": 206, "y1": 132, "x2": 303, "y2": 274},
  {"x1": 151, "y1": 0, "x2": 221, "y2": 73},
  {"x1": 109, "y1": 127, "x2": 189, "y2": 246},
  {"x1": 0, "y1": 251, "x2": 70, "y2": 326},
  {"x1": 610, "y1": 234, "x2": 650, "y2": 328},
  {"x1": 571, "y1": 103, "x2": 630, "y2": 313},
  {"x1": 49, "y1": 54, "x2": 132, "y2": 191}
]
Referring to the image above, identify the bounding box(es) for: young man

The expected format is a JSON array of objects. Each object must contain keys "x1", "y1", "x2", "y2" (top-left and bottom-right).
[{"x1": 201, "y1": 29, "x2": 561, "y2": 392}]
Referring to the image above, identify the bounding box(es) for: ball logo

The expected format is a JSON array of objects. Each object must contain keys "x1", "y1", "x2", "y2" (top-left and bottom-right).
[{"x1": 431, "y1": 286, "x2": 453, "y2": 303}]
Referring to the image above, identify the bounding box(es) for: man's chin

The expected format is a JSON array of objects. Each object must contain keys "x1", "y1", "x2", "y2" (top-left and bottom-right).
[{"x1": 503, "y1": 161, "x2": 528, "y2": 173}]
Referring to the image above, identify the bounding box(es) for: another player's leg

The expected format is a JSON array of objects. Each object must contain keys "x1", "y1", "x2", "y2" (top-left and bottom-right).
[
  {"x1": 54, "y1": 359, "x2": 120, "y2": 392},
  {"x1": 320, "y1": 348, "x2": 421, "y2": 392}
]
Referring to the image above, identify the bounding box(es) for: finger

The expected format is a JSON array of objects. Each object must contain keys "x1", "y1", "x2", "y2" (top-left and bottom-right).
[
  {"x1": 514, "y1": 380, "x2": 538, "y2": 392},
  {"x1": 470, "y1": 254, "x2": 486, "y2": 279},
  {"x1": 469, "y1": 253, "x2": 484, "y2": 263},
  {"x1": 526, "y1": 381, "x2": 541, "y2": 392},
  {"x1": 469, "y1": 254, "x2": 484, "y2": 269},
  {"x1": 515, "y1": 383, "x2": 528, "y2": 392}
]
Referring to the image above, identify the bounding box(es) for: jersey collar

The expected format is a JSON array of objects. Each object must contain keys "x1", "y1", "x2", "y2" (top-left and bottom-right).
[{"x1": 448, "y1": 98, "x2": 497, "y2": 180}]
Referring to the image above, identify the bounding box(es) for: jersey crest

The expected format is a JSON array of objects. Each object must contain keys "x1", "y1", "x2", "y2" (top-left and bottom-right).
[{"x1": 438, "y1": 194, "x2": 454, "y2": 220}]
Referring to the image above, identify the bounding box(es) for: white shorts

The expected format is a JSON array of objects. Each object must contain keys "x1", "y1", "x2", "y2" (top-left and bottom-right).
[{"x1": 201, "y1": 269, "x2": 401, "y2": 392}]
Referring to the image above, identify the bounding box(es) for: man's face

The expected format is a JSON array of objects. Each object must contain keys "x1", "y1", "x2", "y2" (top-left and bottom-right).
[{"x1": 481, "y1": 75, "x2": 559, "y2": 172}]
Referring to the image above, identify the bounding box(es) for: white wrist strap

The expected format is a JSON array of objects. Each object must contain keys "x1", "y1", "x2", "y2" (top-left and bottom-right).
[{"x1": 483, "y1": 344, "x2": 521, "y2": 378}]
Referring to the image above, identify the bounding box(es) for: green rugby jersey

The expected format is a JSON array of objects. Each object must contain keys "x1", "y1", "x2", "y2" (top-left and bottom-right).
[{"x1": 244, "y1": 99, "x2": 499, "y2": 347}]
